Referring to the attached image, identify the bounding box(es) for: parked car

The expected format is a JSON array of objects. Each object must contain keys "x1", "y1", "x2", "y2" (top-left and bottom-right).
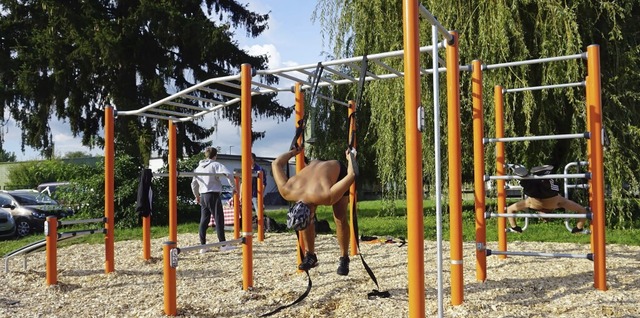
[
  {"x1": 0, "y1": 190, "x2": 74, "y2": 237},
  {"x1": 0, "y1": 208, "x2": 16, "y2": 239}
]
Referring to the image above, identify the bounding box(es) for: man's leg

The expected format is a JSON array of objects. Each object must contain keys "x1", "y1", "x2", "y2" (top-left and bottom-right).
[
  {"x1": 199, "y1": 196, "x2": 211, "y2": 245},
  {"x1": 556, "y1": 196, "x2": 588, "y2": 229},
  {"x1": 332, "y1": 196, "x2": 350, "y2": 257},
  {"x1": 213, "y1": 192, "x2": 226, "y2": 242},
  {"x1": 300, "y1": 217, "x2": 316, "y2": 254},
  {"x1": 506, "y1": 199, "x2": 528, "y2": 229}
]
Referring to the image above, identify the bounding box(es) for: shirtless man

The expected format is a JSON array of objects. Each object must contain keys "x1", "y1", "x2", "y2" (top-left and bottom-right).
[
  {"x1": 272, "y1": 146, "x2": 356, "y2": 275},
  {"x1": 506, "y1": 165, "x2": 589, "y2": 234}
]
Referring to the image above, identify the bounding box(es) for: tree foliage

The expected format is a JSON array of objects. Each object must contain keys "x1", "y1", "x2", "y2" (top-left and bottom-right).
[
  {"x1": 0, "y1": 0, "x2": 292, "y2": 164},
  {"x1": 315, "y1": 0, "x2": 640, "y2": 223}
]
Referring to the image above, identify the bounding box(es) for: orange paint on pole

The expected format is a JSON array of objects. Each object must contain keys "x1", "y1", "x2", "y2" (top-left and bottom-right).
[
  {"x1": 233, "y1": 176, "x2": 240, "y2": 240},
  {"x1": 472, "y1": 60, "x2": 487, "y2": 282},
  {"x1": 494, "y1": 86, "x2": 507, "y2": 259},
  {"x1": 257, "y1": 170, "x2": 265, "y2": 242},
  {"x1": 168, "y1": 121, "x2": 178, "y2": 243},
  {"x1": 163, "y1": 241, "x2": 177, "y2": 316},
  {"x1": 240, "y1": 63, "x2": 254, "y2": 290},
  {"x1": 446, "y1": 31, "x2": 464, "y2": 306},
  {"x1": 402, "y1": 0, "x2": 425, "y2": 316},
  {"x1": 142, "y1": 216, "x2": 151, "y2": 260},
  {"x1": 294, "y1": 83, "x2": 306, "y2": 268},
  {"x1": 586, "y1": 45, "x2": 607, "y2": 291},
  {"x1": 348, "y1": 100, "x2": 358, "y2": 256},
  {"x1": 45, "y1": 216, "x2": 57, "y2": 286},
  {"x1": 104, "y1": 105, "x2": 115, "y2": 273}
]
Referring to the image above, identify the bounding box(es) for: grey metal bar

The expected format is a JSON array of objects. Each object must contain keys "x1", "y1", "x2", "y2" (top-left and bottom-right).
[
  {"x1": 153, "y1": 172, "x2": 230, "y2": 178},
  {"x1": 487, "y1": 213, "x2": 588, "y2": 219},
  {"x1": 505, "y1": 81, "x2": 585, "y2": 93},
  {"x1": 197, "y1": 87, "x2": 241, "y2": 99},
  {"x1": 250, "y1": 80, "x2": 280, "y2": 93},
  {"x1": 484, "y1": 133, "x2": 588, "y2": 143},
  {"x1": 419, "y1": 5, "x2": 453, "y2": 43},
  {"x1": 322, "y1": 65, "x2": 358, "y2": 82},
  {"x1": 487, "y1": 249, "x2": 590, "y2": 259},
  {"x1": 432, "y1": 24, "x2": 444, "y2": 318},
  {"x1": 485, "y1": 53, "x2": 586, "y2": 70},
  {"x1": 176, "y1": 238, "x2": 244, "y2": 254},
  {"x1": 315, "y1": 93, "x2": 350, "y2": 107},
  {"x1": 148, "y1": 108, "x2": 196, "y2": 117},
  {"x1": 487, "y1": 173, "x2": 589, "y2": 181},
  {"x1": 58, "y1": 228, "x2": 105, "y2": 239},
  {"x1": 58, "y1": 218, "x2": 105, "y2": 226},
  {"x1": 370, "y1": 59, "x2": 403, "y2": 76},
  {"x1": 183, "y1": 94, "x2": 224, "y2": 105},
  {"x1": 164, "y1": 101, "x2": 210, "y2": 112}
]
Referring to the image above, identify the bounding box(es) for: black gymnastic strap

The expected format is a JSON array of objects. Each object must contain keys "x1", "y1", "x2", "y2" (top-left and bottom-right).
[{"x1": 260, "y1": 230, "x2": 313, "y2": 317}]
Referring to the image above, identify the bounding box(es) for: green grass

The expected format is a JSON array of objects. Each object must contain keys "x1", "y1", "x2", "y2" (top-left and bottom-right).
[{"x1": 2, "y1": 199, "x2": 639, "y2": 256}]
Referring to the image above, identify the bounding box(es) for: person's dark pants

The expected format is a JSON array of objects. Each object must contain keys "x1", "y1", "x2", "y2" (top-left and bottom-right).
[{"x1": 199, "y1": 192, "x2": 225, "y2": 245}]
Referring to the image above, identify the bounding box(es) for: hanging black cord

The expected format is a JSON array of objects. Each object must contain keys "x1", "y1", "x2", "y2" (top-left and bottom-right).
[{"x1": 260, "y1": 231, "x2": 313, "y2": 317}]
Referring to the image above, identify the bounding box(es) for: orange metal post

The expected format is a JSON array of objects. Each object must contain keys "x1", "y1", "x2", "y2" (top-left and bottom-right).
[
  {"x1": 257, "y1": 170, "x2": 265, "y2": 242},
  {"x1": 163, "y1": 241, "x2": 177, "y2": 316},
  {"x1": 585, "y1": 74, "x2": 595, "y2": 254},
  {"x1": 104, "y1": 105, "x2": 115, "y2": 273},
  {"x1": 446, "y1": 31, "x2": 464, "y2": 305},
  {"x1": 168, "y1": 121, "x2": 178, "y2": 243},
  {"x1": 233, "y1": 176, "x2": 240, "y2": 239},
  {"x1": 294, "y1": 83, "x2": 306, "y2": 266},
  {"x1": 240, "y1": 63, "x2": 254, "y2": 290},
  {"x1": 142, "y1": 216, "x2": 151, "y2": 260},
  {"x1": 45, "y1": 216, "x2": 57, "y2": 285},
  {"x1": 472, "y1": 60, "x2": 487, "y2": 282},
  {"x1": 348, "y1": 100, "x2": 358, "y2": 256},
  {"x1": 587, "y1": 45, "x2": 607, "y2": 290},
  {"x1": 402, "y1": 1, "x2": 425, "y2": 316},
  {"x1": 494, "y1": 86, "x2": 507, "y2": 258}
]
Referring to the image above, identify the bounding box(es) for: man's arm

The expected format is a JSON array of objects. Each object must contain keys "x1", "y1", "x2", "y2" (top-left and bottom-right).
[
  {"x1": 328, "y1": 149, "x2": 357, "y2": 204},
  {"x1": 272, "y1": 148, "x2": 301, "y2": 192},
  {"x1": 191, "y1": 177, "x2": 200, "y2": 203}
]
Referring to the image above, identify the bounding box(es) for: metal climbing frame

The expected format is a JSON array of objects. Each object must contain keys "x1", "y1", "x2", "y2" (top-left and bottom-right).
[{"x1": 472, "y1": 47, "x2": 607, "y2": 291}]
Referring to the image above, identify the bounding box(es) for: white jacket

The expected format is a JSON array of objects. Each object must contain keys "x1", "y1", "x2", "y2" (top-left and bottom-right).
[{"x1": 190, "y1": 159, "x2": 234, "y2": 196}]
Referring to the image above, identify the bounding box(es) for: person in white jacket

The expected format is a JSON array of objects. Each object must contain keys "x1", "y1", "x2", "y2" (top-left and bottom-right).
[{"x1": 191, "y1": 147, "x2": 235, "y2": 251}]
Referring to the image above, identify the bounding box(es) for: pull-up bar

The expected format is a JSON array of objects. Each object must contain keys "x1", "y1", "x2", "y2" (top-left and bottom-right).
[
  {"x1": 484, "y1": 53, "x2": 586, "y2": 70},
  {"x1": 484, "y1": 132, "x2": 589, "y2": 143},
  {"x1": 504, "y1": 81, "x2": 586, "y2": 93},
  {"x1": 418, "y1": 5, "x2": 454, "y2": 44}
]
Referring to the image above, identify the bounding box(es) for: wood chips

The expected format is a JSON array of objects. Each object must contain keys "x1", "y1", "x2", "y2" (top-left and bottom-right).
[{"x1": 1, "y1": 232, "x2": 639, "y2": 317}]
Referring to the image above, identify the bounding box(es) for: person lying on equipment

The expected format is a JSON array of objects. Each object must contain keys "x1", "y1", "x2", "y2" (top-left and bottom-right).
[
  {"x1": 506, "y1": 164, "x2": 589, "y2": 234},
  {"x1": 272, "y1": 146, "x2": 356, "y2": 275}
]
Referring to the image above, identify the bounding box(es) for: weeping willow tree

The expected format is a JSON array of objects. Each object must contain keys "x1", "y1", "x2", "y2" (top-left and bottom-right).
[{"x1": 313, "y1": 0, "x2": 640, "y2": 225}]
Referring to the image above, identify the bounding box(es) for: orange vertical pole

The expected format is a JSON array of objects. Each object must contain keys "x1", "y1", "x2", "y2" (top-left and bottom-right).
[
  {"x1": 402, "y1": 1, "x2": 425, "y2": 316},
  {"x1": 587, "y1": 45, "x2": 607, "y2": 291},
  {"x1": 163, "y1": 241, "x2": 177, "y2": 316},
  {"x1": 104, "y1": 105, "x2": 115, "y2": 273},
  {"x1": 45, "y1": 216, "x2": 57, "y2": 285},
  {"x1": 142, "y1": 216, "x2": 151, "y2": 260},
  {"x1": 348, "y1": 100, "x2": 358, "y2": 256},
  {"x1": 257, "y1": 171, "x2": 265, "y2": 242},
  {"x1": 585, "y1": 74, "x2": 595, "y2": 254},
  {"x1": 168, "y1": 120, "x2": 178, "y2": 243},
  {"x1": 294, "y1": 83, "x2": 306, "y2": 267},
  {"x1": 446, "y1": 30, "x2": 464, "y2": 305},
  {"x1": 233, "y1": 176, "x2": 240, "y2": 240},
  {"x1": 240, "y1": 63, "x2": 254, "y2": 290},
  {"x1": 472, "y1": 60, "x2": 487, "y2": 282},
  {"x1": 495, "y1": 86, "x2": 507, "y2": 258}
]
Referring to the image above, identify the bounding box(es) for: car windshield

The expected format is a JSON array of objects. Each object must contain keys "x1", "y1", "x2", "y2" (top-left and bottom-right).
[{"x1": 10, "y1": 192, "x2": 59, "y2": 205}]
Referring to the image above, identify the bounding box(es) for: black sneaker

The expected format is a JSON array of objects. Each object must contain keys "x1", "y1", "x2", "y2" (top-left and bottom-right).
[
  {"x1": 337, "y1": 256, "x2": 350, "y2": 276},
  {"x1": 507, "y1": 226, "x2": 523, "y2": 233},
  {"x1": 572, "y1": 227, "x2": 591, "y2": 234},
  {"x1": 298, "y1": 252, "x2": 318, "y2": 271}
]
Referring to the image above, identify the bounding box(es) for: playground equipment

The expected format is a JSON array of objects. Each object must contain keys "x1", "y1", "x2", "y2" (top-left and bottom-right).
[
  {"x1": 44, "y1": 216, "x2": 106, "y2": 285},
  {"x1": 99, "y1": 1, "x2": 608, "y2": 317},
  {"x1": 472, "y1": 47, "x2": 606, "y2": 290}
]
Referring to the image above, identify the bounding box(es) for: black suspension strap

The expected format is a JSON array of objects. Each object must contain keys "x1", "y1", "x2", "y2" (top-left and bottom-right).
[{"x1": 260, "y1": 231, "x2": 313, "y2": 317}]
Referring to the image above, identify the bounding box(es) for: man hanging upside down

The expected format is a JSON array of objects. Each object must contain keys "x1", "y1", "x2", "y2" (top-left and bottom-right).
[
  {"x1": 506, "y1": 164, "x2": 589, "y2": 234},
  {"x1": 272, "y1": 146, "x2": 356, "y2": 275}
]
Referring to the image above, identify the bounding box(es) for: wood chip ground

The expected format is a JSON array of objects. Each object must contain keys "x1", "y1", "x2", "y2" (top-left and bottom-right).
[{"x1": 1, "y1": 232, "x2": 638, "y2": 317}]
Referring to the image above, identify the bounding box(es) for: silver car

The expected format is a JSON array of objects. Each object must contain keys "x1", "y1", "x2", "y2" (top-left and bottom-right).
[{"x1": 0, "y1": 208, "x2": 16, "y2": 239}]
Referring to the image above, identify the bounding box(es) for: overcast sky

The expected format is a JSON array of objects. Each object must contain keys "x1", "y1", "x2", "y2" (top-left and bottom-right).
[{"x1": 3, "y1": 1, "x2": 326, "y2": 161}]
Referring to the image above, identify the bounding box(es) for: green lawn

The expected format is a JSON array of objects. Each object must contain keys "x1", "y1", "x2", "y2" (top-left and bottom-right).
[{"x1": 2, "y1": 199, "x2": 639, "y2": 256}]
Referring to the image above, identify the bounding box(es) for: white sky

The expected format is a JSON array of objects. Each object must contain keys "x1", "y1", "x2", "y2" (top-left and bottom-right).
[{"x1": 3, "y1": 0, "x2": 325, "y2": 160}]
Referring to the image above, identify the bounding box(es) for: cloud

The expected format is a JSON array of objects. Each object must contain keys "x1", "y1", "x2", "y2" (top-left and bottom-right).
[{"x1": 244, "y1": 44, "x2": 282, "y2": 70}]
